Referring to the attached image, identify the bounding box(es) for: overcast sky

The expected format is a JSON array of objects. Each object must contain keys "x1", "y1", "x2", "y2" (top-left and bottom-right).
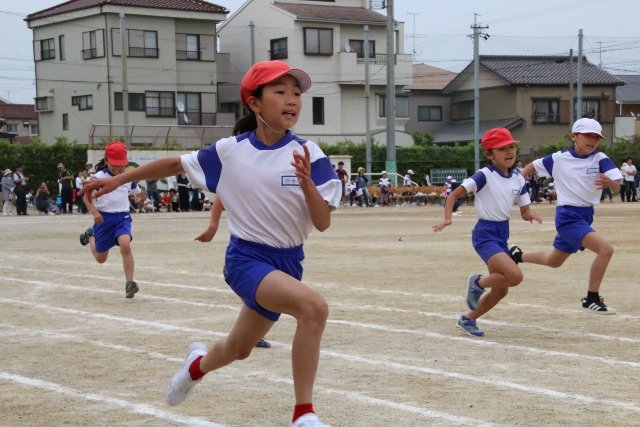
[{"x1": 1, "y1": 0, "x2": 639, "y2": 104}]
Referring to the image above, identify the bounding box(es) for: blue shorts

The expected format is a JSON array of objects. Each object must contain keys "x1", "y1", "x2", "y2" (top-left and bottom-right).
[
  {"x1": 224, "y1": 235, "x2": 305, "y2": 321},
  {"x1": 553, "y1": 205, "x2": 594, "y2": 254},
  {"x1": 94, "y1": 211, "x2": 133, "y2": 253},
  {"x1": 472, "y1": 219, "x2": 510, "y2": 263}
]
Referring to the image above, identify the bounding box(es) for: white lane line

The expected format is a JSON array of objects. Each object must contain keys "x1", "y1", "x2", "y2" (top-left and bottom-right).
[
  {"x1": 0, "y1": 371, "x2": 223, "y2": 427},
  {"x1": 0, "y1": 324, "x2": 491, "y2": 426},
  {"x1": 2, "y1": 275, "x2": 640, "y2": 369},
  {"x1": 1, "y1": 298, "x2": 639, "y2": 415},
  {"x1": 3, "y1": 262, "x2": 638, "y2": 323}
]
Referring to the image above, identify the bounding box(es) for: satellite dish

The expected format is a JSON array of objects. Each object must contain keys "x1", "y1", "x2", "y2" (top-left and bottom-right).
[
  {"x1": 344, "y1": 42, "x2": 352, "y2": 53},
  {"x1": 176, "y1": 101, "x2": 185, "y2": 113}
]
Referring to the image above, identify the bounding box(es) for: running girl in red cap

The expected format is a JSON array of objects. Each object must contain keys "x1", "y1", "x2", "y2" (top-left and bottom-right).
[
  {"x1": 82, "y1": 61, "x2": 341, "y2": 427},
  {"x1": 433, "y1": 128, "x2": 542, "y2": 337},
  {"x1": 80, "y1": 141, "x2": 145, "y2": 298}
]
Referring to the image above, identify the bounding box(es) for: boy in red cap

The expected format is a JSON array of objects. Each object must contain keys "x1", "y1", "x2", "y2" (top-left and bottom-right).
[
  {"x1": 433, "y1": 128, "x2": 541, "y2": 336},
  {"x1": 511, "y1": 118, "x2": 622, "y2": 314},
  {"x1": 80, "y1": 141, "x2": 144, "y2": 299},
  {"x1": 82, "y1": 61, "x2": 340, "y2": 427}
]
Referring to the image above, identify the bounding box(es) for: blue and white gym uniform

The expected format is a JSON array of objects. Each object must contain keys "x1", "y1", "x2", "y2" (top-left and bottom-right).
[
  {"x1": 181, "y1": 130, "x2": 341, "y2": 320},
  {"x1": 92, "y1": 169, "x2": 142, "y2": 253},
  {"x1": 531, "y1": 148, "x2": 622, "y2": 253},
  {"x1": 462, "y1": 165, "x2": 531, "y2": 263}
]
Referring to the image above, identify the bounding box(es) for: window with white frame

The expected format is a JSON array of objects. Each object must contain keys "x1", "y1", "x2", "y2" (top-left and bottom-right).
[
  {"x1": 40, "y1": 38, "x2": 55, "y2": 60},
  {"x1": 6, "y1": 123, "x2": 18, "y2": 133},
  {"x1": 82, "y1": 30, "x2": 104, "y2": 59}
]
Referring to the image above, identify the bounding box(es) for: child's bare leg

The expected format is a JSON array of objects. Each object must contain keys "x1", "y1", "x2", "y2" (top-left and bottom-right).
[
  {"x1": 255, "y1": 270, "x2": 328, "y2": 404},
  {"x1": 522, "y1": 247, "x2": 570, "y2": 268},
  {"x1": 580, "y1": 231, "x2": 614, "y2": 292},
  {"x1": 200, "y1": 305, "x2": 274, "y2": 372},
  {"x1": 117, "y1": 235, "x2": 134, "y2": 282},
  {"x1": 89, "y1": 235, "x2": 109, "y2": 264},
  {"x1": 469, "y1": 253, "x2": 521, "y2": 319}
]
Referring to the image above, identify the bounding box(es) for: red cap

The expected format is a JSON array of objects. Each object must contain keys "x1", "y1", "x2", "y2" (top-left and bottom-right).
[
  {"x1": 240, "y1": 60, "x2": 311, "y2": 105},
  {"x1": 481, "y1": 128, "x2": 519, "y2": 150},
  {"x1": 105, "y1": 141, "x2": 129, "y2": 166}
]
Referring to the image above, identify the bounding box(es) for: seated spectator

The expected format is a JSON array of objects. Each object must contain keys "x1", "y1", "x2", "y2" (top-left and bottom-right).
[
  {"x1": 543, "y1": 182, "x2": 557, "y2": 203},
  {"x1": 35, "y1": 182, "x2": 52, "y2": 215},
  {"x1": 203, "y1": 198, "x2": 213, "y2": 211}
]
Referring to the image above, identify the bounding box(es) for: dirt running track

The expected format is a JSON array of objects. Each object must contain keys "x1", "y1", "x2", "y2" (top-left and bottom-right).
[{"x1": 0, "y1": 201, "x2": 639, "y2": 426}]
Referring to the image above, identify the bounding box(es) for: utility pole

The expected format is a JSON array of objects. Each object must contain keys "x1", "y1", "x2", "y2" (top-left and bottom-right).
[
  {"x1": 364, "y1": 25, "x2": 371, "y2": 176},
  {"x1": 471, "y1": 14, "x2": 489, "y2": 171},
  {"x1": 120, "y1": 11, "x2": 129, "y2": 147},
  {"x1": 385, "y1": 0, "x2": 396, "y2": 184},
  {"x1": 407, "y1": 12, "x2": 421, "y2": 62},
  {"x1": 576, "y1": 29, "x2": 583, "y2": 119},
  {"x1": 249, "y1": 21, "x2": 255, "y2": 65},
  {"x1": 569, "y1": 49, "x2": 574, "y2": 125}
]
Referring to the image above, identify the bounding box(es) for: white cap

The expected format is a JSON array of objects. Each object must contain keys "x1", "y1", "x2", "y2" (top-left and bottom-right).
[
  {"x1": 548, "y1": 182, "x2": 555, "y2": 187},
  {"x1": 572, "y1": 118, "x2": 603, "y2": 138},
  {"x1": 381, "y1": 170, "x2": 387, "y2": 174},
  {"x1": 447, "y1": 175, "x2": 453, "y2": 179},
  {"x1": 407, "y1": 169, "x2": 414, "y2": 174},
  {"x1": 451, "y1": 179, "x2": 457, "y2": 183}
]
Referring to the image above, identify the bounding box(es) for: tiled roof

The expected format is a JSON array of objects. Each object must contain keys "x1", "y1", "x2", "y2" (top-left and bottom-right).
[
  {"x1": 273, "y1": 2, "x2": 387, "y2": 24},
  {"x1": 0, "y1": 104, "x2": 38, "y2": 120},
  {"x1": 615, "y1": 75, "x2": 640, "y2": 103},
  {"x1": 478, "y1": 55, "x2": 624, "y2": 86},
  {"x1": 408, "y1": 64, "x2": 456, "y2": 91},
  {"x1": 26, "y1": 0, "x2": 227, "y2": 21},
  {"x1": 431, "y1": 117, "x2": 524, "y2": 144}
]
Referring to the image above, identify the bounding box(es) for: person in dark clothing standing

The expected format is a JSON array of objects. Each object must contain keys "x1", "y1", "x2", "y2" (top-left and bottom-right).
[
  {"x1": 57, "y1": 163, "x2": 73, "y2": 214},
  {"x1": 146, "y1": 179, "x2": 161, "y2": 211},
  {"x1": 12, "y1": 165, "x2": 29, "y2": 215},
  {"x1": 176, "y1": 173, "x2": 190, "y2": 211}
]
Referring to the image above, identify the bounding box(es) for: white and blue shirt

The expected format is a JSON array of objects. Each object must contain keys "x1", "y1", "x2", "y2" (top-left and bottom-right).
[
  {"x1": 181, "y1": 131, "x2": 341, "y2": 248},
  {"x1": 92, "y1": 169, "x2": 141, "y2": 213},
  {"x1": 531, "y1": 149, "x2": 622, "y2": 207},
  {"x1": 462, "y1": 165, "x2": 530, "y2": 221}
]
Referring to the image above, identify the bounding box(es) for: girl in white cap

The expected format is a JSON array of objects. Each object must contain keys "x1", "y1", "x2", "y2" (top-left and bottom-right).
[
  {"x1": 83, "y1": 60, "x2": 340, "y2": 427},
  {"x1": 513, "y1": 118, "x2": 622, "y2": 314}
]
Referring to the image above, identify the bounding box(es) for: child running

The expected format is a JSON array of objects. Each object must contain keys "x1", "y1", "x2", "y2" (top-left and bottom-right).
[
  {"x1": 511, "y1": 118, "x2": 622, "y2": 314},
  {"x1": 433, "y1": 128, "x2": 541, "y2": 337},
  {"x1": 80, "y1": 141, "x2": 144, "y2": 299},
  {"x1": 82, "y1": 60, "x2": 341, "y2": 427},
  {"x1": 195, "y1": 196, "x2": 272, "y2": 350}
]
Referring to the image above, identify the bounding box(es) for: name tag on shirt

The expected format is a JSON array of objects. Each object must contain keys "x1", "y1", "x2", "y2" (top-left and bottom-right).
[
  {"x1": 586, "y1": 167, "x2": 599, "y2": 175},
  {"x1": 281, "y1": 175, "x2": 299, "y2": 187}
]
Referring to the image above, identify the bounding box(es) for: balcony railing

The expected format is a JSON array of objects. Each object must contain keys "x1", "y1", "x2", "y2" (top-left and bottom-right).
[
  {"x1": 176, "y1": 50, "x2": 200, "y2": 60},
  {"x1": 146, "y1": 107, "x2": 175, "y2": 117},
  {"x1": 82, "y1": 48, "x2": 98, "y2": 59},
  {"x1": 178, "y1": 112, "x2": 217, "y2": 126},
  {"x1": 129, "y1": 47, "x2": 159, "y2": 58},
  {"x1": 356, "y1": 53, "x2": 395, "y2": 64}
]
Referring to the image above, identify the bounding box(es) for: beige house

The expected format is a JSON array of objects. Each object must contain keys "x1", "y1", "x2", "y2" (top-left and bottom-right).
[
  {"x1": 435, "y1": 55, "x2": 625, "y2": 155},
  {"x1": 26, "y1": 0, "x2": 231, "y2": 146},
  {"x1": 404, "y1": 64, "x2": 456, "y2": 136},
  {"x1": 217, "y1": 0, "x2": 413, "y2": 146},
  {"x1": 0, "y1": 101, "x2": 39, "y2": 143}
]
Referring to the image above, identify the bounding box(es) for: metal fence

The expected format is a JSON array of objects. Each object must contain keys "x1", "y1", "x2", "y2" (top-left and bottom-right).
[{"x1": 89, "y1": 124, "x2": 234, "y2": 150}]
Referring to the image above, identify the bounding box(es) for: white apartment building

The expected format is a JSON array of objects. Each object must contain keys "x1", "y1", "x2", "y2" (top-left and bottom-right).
[
  {"x1": 26, "y1": 0, "x2": 231, "y2": 146},
  {"x1": 217, "y1": 0, "x2": 413, "y2": 146}
]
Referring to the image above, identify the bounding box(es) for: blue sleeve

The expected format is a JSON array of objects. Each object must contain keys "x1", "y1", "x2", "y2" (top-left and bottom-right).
[
  {"x1": 310, "y1": 155, "x2": 338, "y2": 187},
  {"x1": 471, "y1": 170, "x2": 487, "y2": 192},
  {"x1": 541, "y1": 154, "x2": 554, "y2": 176},
  {"x1": 196, "y1": 144, "x2": 222, "y2": 193},
  {"x1": 599, "y1": 156, "x2": 617, "y2": 174}
]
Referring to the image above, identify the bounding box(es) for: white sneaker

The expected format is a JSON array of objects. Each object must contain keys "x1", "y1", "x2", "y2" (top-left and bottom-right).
[
  {"x1": 291, "y1": 413, "x2": 330, "y2": 427},
  {"x1": 165, "y1": 342, "x2": 208, "y2": 405}
]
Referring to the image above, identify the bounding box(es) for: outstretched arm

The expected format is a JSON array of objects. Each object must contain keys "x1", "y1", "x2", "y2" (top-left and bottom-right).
[
  {"x1": 195, "y1": 197, "x2": 224, "y2": 242},
  {"x1": 432, "y1": 185, "x2": 468, "y2": 232},
  {"x1": 521, "y1": 162, "x2": 536, "y2": 180},
  {"x1": 82, "y1": 157, "x2": 184, "y2": 201}
]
